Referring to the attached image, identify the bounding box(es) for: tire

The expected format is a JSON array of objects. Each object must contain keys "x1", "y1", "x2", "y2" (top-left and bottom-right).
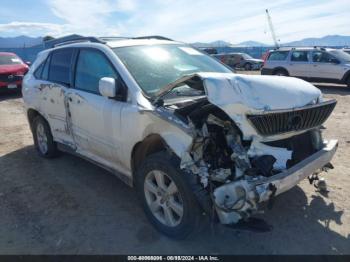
[
  {"x1": 346, "y1": 77, "x2": 350, "y2": 88},
  {"x1": 273, "y1": 69, "x2": 289, "y2": 76},
  {"x1": 32, "y1": 116, "x2": 58, "y2": 158},
  {"x1": 135, "y1": 151, "x2": 204, "y2": 239},
  {"x1": 244, "y1": 63, "x2": 252, "y2": 71}
]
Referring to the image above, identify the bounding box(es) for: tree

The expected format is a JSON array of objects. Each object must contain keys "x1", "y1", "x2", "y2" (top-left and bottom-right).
[{"x1": 43, "y1": 35, "x2": 55, "y2": 42}]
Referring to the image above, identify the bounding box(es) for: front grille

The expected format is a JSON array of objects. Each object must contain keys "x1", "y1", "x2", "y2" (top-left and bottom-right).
[
  {"x1": 247, "y1": 100, "x2": 336, "y2": 136},
  {"x1": 0, "y1": 73, "x2": 23, "y2": 83}
]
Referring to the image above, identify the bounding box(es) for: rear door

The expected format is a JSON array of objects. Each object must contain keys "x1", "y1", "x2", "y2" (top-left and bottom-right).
[
  {"x1": 66, "y1": 48, "x2": 126, "y2": 166},
  {"x1": 287, "y1": 50, "x2": 311, "y2": 77},
  {"x1": 36, "y1": 48, "x2": 75, "y2": 147},
  {"x1": 310, "y1": 51, "x2": 343, "y2": 80}
]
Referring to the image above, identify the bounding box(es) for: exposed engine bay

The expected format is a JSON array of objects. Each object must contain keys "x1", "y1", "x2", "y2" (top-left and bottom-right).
[{"x1": 162, "y1": 96, "x2": 336, "y2": 225}]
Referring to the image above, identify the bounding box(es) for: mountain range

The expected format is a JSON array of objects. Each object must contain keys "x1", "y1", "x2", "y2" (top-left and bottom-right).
[
  {"x1": 192, "y1": 35, "x2": 350, "y2": 47},
  {"x1": 0, "y1": 35, "x2": 43, "y2": 48},
  {"x1": 0, "y1": 34, "x2": 349, "y2": 48}
]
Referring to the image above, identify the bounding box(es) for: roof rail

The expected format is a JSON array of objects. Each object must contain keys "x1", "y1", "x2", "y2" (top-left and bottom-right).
[
  {"x1": 54, "y1": 36, "x2": 105, "y2": 47},
  {"x1": 133, "y1": 35, "x2": 173, "y2": 41},
  {"x1": 98, "y1": 36, "x2": 130, "y2": 41}
]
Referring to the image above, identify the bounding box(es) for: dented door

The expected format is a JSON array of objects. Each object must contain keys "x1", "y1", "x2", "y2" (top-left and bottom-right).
[
  {"x1": 38, "y1": 49, "x2": 75, "y2": 147},
  {"x1": 67, "y1": 48, "x2": 124, "y2": 165}
]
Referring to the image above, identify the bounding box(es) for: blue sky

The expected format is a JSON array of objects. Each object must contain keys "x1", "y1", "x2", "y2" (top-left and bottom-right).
[{"x1": 0, "y1": 0, "x2": 349, "y2": 44}]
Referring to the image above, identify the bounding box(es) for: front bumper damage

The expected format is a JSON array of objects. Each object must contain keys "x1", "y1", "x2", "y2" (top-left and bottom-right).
[{"x1": 214, "y1": 139, "x2": 338, "y2": 224}]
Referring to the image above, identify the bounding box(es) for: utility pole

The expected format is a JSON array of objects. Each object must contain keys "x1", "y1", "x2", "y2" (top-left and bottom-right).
[{"x1": 265, "y1": 9, "x2": 280, "y2": 48}]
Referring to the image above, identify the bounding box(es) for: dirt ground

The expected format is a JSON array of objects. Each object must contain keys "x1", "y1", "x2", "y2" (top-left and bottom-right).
[{"x1": 0, "y1": 74, "x2": 349, "y2": 254}]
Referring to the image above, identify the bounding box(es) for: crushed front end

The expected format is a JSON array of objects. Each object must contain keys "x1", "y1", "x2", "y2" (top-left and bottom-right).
[{"x1": 162, "y1": 73, "x2": 338, "y2": 226}]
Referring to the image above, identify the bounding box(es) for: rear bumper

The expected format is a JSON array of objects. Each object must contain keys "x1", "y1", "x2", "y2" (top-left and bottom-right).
[
  {"x1": 255, "y1": 139, "x2": 338, "y2": 201},
  {"x1": 261, "y1": 68, "x2": 274, "y2": 75},
  {"x1": 0, "y1": 80, "x2": 22, "y2": 90}
]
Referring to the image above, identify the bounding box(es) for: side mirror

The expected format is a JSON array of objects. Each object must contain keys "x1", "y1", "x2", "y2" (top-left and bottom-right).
[
  {"x1": 99, "y1": 77, "x2": 118, "y2": 98},
  {"x1": 25, "y1": 61, "x2": 31, "y2": 66}
]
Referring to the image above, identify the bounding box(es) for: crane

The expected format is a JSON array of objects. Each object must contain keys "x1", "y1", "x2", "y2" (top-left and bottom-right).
[{"x1": 265, "y1": 9, "x2": 280, "y2": 48}]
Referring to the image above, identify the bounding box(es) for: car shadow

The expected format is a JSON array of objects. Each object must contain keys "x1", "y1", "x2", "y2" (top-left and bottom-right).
[
  {"x1": 0, "y1": 146, "x2": 348, "y2": 254},
  {"x1": 313, "y1": 84, "x2": 349, "y2": 96}
]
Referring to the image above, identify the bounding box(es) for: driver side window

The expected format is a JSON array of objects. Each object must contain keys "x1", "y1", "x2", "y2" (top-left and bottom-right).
[
  {"x1": 313, "y1": 51, "x2": 337, "y2": 63},
  {"x1": 75, "y1": 49, "x2": 118, "y2": 95}
]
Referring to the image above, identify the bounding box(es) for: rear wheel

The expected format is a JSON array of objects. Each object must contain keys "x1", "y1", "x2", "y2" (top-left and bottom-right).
[
  {"x1": 346, "y1": 76, "x2": 350, "y2": 88},
  {"x1": 32, "y1": 116, "x2": 58, "y2": 158},
  {"x1": 136, "y1": 152, "x2": 204, "y2": 239},
  {"x1": 274, "y1": 69, "x2": 289, "y2": 76}
]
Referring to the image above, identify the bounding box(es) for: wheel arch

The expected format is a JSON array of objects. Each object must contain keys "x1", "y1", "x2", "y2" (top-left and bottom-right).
[
  {"x1": 341, "y1": 70, "x2": 350, "y2": 83},
  {"x1": 131, "y1": 134, "x2": 170, "y2": 177},
  {"x1": 27, "y1": 108, "x2": 42, "y2": 131}
]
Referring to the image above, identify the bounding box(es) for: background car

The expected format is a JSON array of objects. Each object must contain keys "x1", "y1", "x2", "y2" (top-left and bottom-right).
[
  {"x1": 343, "y1": 48, "x2": 350, "y2": 55},
  {"x1": 0, "y1": 52, "x2": 29, "y2": 93},
  {"x1": 214, "y1": 52, "x2": 263, "y2": 70},
  {"x1": 261, "y1": 47, "x2": 350, "y2": 88}
]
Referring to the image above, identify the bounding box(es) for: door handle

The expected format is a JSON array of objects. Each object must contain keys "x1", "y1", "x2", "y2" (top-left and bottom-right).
[
  {"x1": 313, "y1": 64, "x2": 318, "y2": 67},
  {"x1": 69, "y1": 97, "x2": 73, "y2": 102}
]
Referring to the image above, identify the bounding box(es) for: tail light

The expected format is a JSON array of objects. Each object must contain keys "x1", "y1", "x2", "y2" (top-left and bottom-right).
[{"x1": 262, "y1": 51, "x2": 269, "y2": 67}]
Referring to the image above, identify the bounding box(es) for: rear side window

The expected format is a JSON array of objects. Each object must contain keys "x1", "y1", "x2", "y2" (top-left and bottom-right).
[
  {"x1": 291, "y1": 51, "x2": 309, "y2": 62},
  {"x1": 268, "y1": 51, "x2": 289, "y2": 61},
  {"x1": 49, "y1": 49, "x2": 74, "y2": 86},
  {"x1": 74, "y1": 49, "x2": 117, "y2": 94},
  {"x1": 34, "y1": 62, "x2": 44, "y2": 79}
]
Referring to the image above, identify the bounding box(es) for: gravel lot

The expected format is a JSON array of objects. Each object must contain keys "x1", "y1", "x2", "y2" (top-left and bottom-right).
[{"x1": 0, "y1": 74, "x2": 349, "y2": 254}]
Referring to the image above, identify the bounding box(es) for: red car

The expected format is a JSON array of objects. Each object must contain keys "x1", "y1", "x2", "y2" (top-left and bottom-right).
[{"x1": 0, "y1": 52, "x2": 29, "y2": 92}]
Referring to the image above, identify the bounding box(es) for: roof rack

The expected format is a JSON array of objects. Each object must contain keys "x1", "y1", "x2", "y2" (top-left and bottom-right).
[
  {"x1": 53, "y1": 35, "x2": 174, "y2": 48},
  {"x1": 133, "y1": 35, "x2": 173, "y2": 41},
  {"x1": 98, "y1": 36, "x2": 131, "y2": 41},
  {"x1": 54, "y1": 36, "x2": 105, "y2": 47}
]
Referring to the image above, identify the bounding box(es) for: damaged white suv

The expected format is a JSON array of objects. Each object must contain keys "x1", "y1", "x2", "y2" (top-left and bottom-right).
[{"x1": 23, "y1": 36, "x2": 338, "y2": 239}]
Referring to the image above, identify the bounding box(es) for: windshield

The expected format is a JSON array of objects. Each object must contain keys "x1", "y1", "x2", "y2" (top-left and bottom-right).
[
  {"x1": 0, "y1": 54, "x2": 22, "y2": 65},
  {"x1": 113, "y1": 44, "x2": 231, "y2": 96},
  {"x1": 328, "y1": 50, "x2": 350, "y2": 62}
]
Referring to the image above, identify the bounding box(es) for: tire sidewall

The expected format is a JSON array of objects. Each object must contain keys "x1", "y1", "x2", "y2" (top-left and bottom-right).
[
  {"x1": 135, "y1": 152, "x2": 201, "y2": 239},
  {"x1": 32, "y1": 116, "x2": 57, "y2": 158}
]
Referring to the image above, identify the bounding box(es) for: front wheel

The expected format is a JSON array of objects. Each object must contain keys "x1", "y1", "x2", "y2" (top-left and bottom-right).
[
  {"x1": 244, "y1": 63, "x2": 252, "y2": 71},
  {"x1": 135, "y1": 152, "x2": 204, "y2": 239},
  {"x1": 274, "y1": 69, "x2": 289, "y2": 76}
]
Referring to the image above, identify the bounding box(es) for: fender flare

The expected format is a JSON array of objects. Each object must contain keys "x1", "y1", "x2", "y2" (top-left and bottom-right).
[{"x1": 341, "y1": 70, "x2": 350, "y2": 83}]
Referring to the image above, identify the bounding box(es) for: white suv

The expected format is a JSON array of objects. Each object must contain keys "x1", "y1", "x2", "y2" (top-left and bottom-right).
[
  {"x1": 23, "y1": 36, "x2": 338, "y2": 239},
  {"x1": 262, "y1": 47, "x2": 350, "y2": 88}
]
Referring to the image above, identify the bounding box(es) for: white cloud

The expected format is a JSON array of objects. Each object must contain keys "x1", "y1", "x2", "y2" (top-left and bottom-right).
[
  {"x1": 47, "y1": 0, "x2": 137, "y2": 36},
  {"x1": 0, "y1": 0, "x2": 349, "y2": 43},
  {"x1": 0, "y1": 21, "x2": 63, "y2": 36}
]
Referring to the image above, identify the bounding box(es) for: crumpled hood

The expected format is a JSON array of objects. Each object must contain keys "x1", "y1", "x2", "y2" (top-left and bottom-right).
[{"x1": 199, "y1": 73, "x2": 322, "y2": 111}]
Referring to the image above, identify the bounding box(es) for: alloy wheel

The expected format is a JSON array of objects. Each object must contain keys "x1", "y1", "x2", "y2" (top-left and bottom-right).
[{"x1": 144, "y1": 170, "x2": 184, "y2": 227}]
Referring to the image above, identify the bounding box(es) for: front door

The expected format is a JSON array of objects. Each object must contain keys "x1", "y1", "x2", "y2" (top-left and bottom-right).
[
  {"x1": 310, "y1": 51, "x2": 343, "y2": 80},
  {"x1": 67, "y1": 48, "x2": 126, "y2": 166}
]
